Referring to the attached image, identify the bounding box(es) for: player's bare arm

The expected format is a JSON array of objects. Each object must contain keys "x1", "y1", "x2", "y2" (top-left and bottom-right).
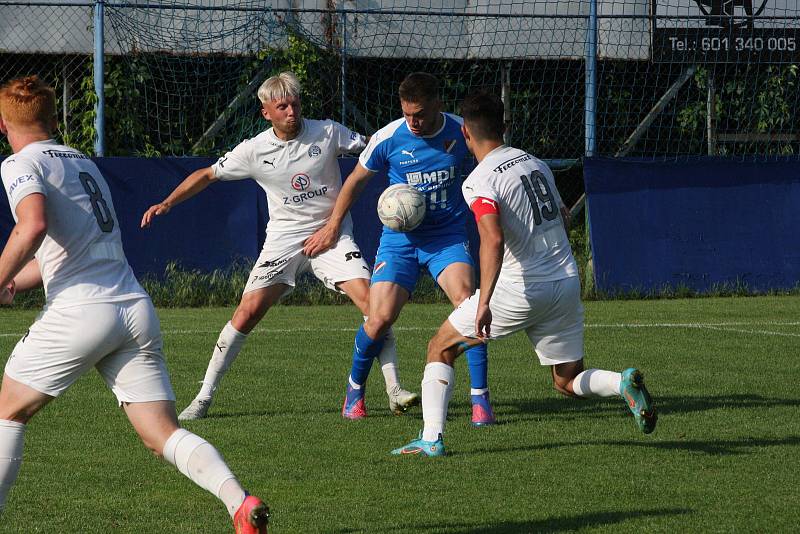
[
  {"x1": 12, "y1": 259, "x2": 42, "y2": 292},
  {"x1": 302, "y1": 162, "x2": 375, "y2": 256},
  {"x1": 560, "y1": 205, "x2": 572, "y2": 230},
  {"x1": 475, "y1": 212, "x2": 503, "y2": 339},
  {"x1": 0, "y1": 194, "x2": 47, "y2": 303},
  {"x1": 140, "y1": 166, "x2": 217, "y2": 228}
]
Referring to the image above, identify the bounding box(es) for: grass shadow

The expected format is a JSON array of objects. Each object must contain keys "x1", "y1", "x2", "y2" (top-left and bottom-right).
[
  {"x1": 334, "y1": 507, "x2": 692, "y2": 533},
  {"x1": 468, "y1": 435, "x2": 800, "y2": 457},
  {"x1": 498, "y1": 394, "x2": 800, "y2": 421}
]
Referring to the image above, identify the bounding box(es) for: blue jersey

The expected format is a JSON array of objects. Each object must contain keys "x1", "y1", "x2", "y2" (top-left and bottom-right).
[{"x1": 359, "y1": 113, "x2": 469, "y2": 237}]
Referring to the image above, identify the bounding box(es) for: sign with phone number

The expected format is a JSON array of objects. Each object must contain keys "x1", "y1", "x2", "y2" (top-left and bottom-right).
[{"x1": 654, "y1": 28, "x2": 800, "y2": 63}]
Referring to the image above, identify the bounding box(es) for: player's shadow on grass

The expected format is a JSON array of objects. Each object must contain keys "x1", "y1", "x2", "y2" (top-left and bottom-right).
[
  {"x1": 497, "y1": 393, "x2": 800, "y2": 423},
  {"x1": 334, "y1": 507, "x2": 692, "y2": 533},
  {"x1": 470, "y1": 435, "x2": 800, "y2": 457}
]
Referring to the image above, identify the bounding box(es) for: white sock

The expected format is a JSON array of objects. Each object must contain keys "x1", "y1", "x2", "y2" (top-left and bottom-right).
[
  {"x1": 348, "y1": 375, "x2": 362, "y2": 390},
  {"x1": 378, "y1": 327, "x2": 400, "y2": 392},
  {"x1": 162, "y1": 429, "x2": 246, "y2": 518},
  {"x1": 0, "y1": 420, "x2": 25, "y2": 513},
  {"x1": 421, "y1": 362, "x2": 454, "y2": 442},
  {"x1": 198, "y1": 322, "x2": 248, "y2": 400},
  {"x1": 571, "y1": 369, "x2": 621, "y2": 398}
]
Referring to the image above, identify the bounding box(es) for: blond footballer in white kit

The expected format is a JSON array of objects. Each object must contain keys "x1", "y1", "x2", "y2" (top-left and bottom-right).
[
  {"x1": 141, "y1": 72, "x2": 418, "y2": 420},
  {"x1": 0, "y1": 76, "x2": 269, "y2": 533},
  {"x1": 392, "y1": 91, "x2": 657, "y2": 457}
]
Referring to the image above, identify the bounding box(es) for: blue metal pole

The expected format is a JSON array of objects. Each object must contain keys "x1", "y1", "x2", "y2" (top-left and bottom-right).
[
  {"x1": 93, "y1": 0, "x2": 105, "y2": 156},
  {"x1": 584, "y1": 0, "x2": 597, "y2": 157},
  {"x1": 340, "y1": 9, "x2": 347, "y2": 124}
]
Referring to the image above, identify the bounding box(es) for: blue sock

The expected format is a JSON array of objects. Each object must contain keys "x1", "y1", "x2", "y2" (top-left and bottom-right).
[
  {"x1": 349, "y1": 325, "x2": 385, "y2": 386},
  {"x1": 466, "y1": 344, "x2": 488, "y2": 390}
]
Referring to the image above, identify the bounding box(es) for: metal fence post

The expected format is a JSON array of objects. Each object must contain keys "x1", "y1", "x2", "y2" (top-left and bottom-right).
[
  {"x1": 585, "y1": 0, "x2": 597, "y2": 158},
  {"x1": 340, "y1": 8, "x2": 347, "y2": 125},
  {"x1": 93, "y1": 0, "x2": 105, "y2": 156}
]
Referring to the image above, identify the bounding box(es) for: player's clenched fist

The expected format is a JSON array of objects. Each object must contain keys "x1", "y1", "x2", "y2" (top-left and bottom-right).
[
  {"x1": 140, "y1": 202, "x2": 171, "y2": 228},
  {"x1": 0, "y1": 280, "x2": 16, "y2": 305}
]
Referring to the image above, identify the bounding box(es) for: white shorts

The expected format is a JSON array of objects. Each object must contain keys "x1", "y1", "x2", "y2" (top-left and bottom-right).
[
  {"x1": 448, "y1": 276, "x2": 584, "y2": 366},
  {"x1": 243, "y1": 231, "x2": 370, "y2": 295},
  {"x1": 5, "y1": 297, "x2": 175, "y2": 403}
]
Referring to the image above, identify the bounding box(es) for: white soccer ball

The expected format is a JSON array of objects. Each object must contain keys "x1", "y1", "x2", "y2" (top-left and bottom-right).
[{"x1": 377, "y1": 184, "x2": 426, "y2": 232}]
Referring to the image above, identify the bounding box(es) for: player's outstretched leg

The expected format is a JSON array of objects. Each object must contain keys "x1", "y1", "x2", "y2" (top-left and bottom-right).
[
  {"x1": 570, "y1": 367, "x2": 657, "y2": 434},
  {"x1": 126, "y1": 400, "x2": 269, "y2": 533},
  {"x1": 619, "y1": 368, "x2": 657, "y2": 434},
  {"x1": 342, "y1": 325, "x2": 385, "y2": 419},
  {"x1": 179, "y1": 321, "x2": 247, "y2": 421},
  {"x1": 466, "y1": 344, "x2": 495, "y2": 426},
  {"x1": 379, "y1": 327, "x2": 420, "y2": 415},
  {"x1": 162, "y1": 428, "x2": 269, "y2": 533},
  {"x1": 392, "y1": 362, "x2": 453, "y2": 457}
]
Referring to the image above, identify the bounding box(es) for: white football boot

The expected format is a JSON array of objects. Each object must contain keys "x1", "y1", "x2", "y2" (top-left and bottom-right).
[
  {"x1": 178, "y1": 397, "x2": 213, "y2": 421},
  {"x1": 387, "y1": 385, "x2": 420, "y2": 415}
]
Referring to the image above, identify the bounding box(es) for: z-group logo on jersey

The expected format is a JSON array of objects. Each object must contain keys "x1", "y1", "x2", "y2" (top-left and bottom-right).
[
  {"x1": 307, "y1": 145, "x2": 322, "y2": 157},
  {"x1": 291, "y1": 173, "x2": 311, "y2": 191}
]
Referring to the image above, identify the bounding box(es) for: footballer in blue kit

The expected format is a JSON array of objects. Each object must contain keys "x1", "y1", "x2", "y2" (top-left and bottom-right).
[
  {"x1": 304, "y1": 72, "x2": 496, "y2": 425},
  {"x1": 364, "y1": 112, "x2": 471, "y2": 292}
]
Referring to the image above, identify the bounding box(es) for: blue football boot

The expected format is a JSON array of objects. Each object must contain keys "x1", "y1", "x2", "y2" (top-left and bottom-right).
[
  {"x1": 391, "y1": 432, "x2": 445, "y2": 457},
  {"x1": 620, "y1": 368, "x2": 657, "y2": 434}
]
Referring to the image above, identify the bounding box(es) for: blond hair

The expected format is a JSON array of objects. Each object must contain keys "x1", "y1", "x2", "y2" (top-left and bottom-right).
[
  {"x1": 0, "y1": 75, "x2": 57, "y2": 127},
  {"x1": 257, "y1": 72, "x2": 301, "y2": 104}
]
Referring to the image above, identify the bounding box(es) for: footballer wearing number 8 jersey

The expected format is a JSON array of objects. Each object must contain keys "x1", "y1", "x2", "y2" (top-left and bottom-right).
[
  {"x1": 393, "y1": 91, "x2": 657, "y2": 457},
  {"x1": 141, "y1": 72, "x2": 418, "y2": 421},
  {"x1": 0, "y1": 75, "x2": 269, "y2": 532}
]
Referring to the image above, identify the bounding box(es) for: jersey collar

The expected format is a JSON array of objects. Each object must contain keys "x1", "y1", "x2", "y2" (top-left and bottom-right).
[{"x1": 267, "y1": 119, "x2": 306, "y2": 145}]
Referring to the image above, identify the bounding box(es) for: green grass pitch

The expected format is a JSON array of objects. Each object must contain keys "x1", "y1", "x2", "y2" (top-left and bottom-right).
[{"x1": 0, "y1": 296, "x2": 798, "y2": 532}]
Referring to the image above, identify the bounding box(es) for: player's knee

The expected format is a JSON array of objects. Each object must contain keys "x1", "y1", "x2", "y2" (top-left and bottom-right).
[
  {"x1": 365, "y1": 314, "x2": 392, "y2": 338},
  {"x1": 426, "y1": 337, "x2": 453, "y2": 365},
  {"x1": 0, "y1": 400, "x2": 44, "y2": 424},
  {"x1": 0, "y1": 409, "x2": 34, "y2": 425},
  {"x1": 451, "y1": 290, "x2": 471, "y2": 307},
  {"x1": 232, "y1": 303, "x2": 268, "y2": 333}
]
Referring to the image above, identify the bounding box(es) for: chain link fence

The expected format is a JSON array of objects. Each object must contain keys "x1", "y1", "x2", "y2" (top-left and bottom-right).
[{"x1": 2, "y1": 1, "x2": 800, "y2": 206}]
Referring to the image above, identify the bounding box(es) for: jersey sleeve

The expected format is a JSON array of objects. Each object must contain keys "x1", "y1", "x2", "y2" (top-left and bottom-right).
[
  {"x1": 332, "y1": 121, "x2": 367, "y2": 155},
  {"x1": 358, "y1": 131, "x2": 390, "y2": 172},
  {"x1": 211, "y1": 140, "x2": 253, "y2": 181},
  {"x1": 1, "y1": 156, "x2": 47, "y2": 213},
  {"x1": 462, "y1": 172, "x2": 498, "y2": 208}
]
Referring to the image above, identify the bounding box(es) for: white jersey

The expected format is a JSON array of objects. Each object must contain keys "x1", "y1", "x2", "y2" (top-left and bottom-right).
[
  {"x1": 462, "y1": 145, "x2": 578, "y2": 283},
  {"x1": 211, "y1": 118, "x2": 366, "y2": 239},
  {"x1": 1, "y1": 140, "x2": 147, "y2": 307}
]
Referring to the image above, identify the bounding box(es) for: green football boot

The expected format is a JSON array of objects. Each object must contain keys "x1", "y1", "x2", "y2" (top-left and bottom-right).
[{"x1": 620, "y1": 368, "x2": 657, "y2": 434}]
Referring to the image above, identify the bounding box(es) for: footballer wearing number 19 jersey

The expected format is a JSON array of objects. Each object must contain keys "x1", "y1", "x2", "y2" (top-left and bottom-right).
[{"x1": 393, "y1": 91, "x2": 656, "y2": 457}]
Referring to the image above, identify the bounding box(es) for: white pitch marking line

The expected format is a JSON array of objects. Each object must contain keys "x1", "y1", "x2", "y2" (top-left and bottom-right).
[
  {"x1": 0, "y1": 321, "x2": 798, "y2": 338},
  {"x1": 699, "y1": 325, "x2": 800, "y2": 338}
]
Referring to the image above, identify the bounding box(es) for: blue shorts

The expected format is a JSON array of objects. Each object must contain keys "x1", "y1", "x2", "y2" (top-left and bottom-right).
[{"x1": 371, "y1": 231, "x2": 474, "y2": 294}]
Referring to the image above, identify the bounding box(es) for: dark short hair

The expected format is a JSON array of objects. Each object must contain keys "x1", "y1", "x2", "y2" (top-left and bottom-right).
[
  {"x1": 460, "y1": 90, "x2": 505, "y2": 142},
  {"x1": 398, "y1": 72, "x2": 439, "y2": 103}
]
